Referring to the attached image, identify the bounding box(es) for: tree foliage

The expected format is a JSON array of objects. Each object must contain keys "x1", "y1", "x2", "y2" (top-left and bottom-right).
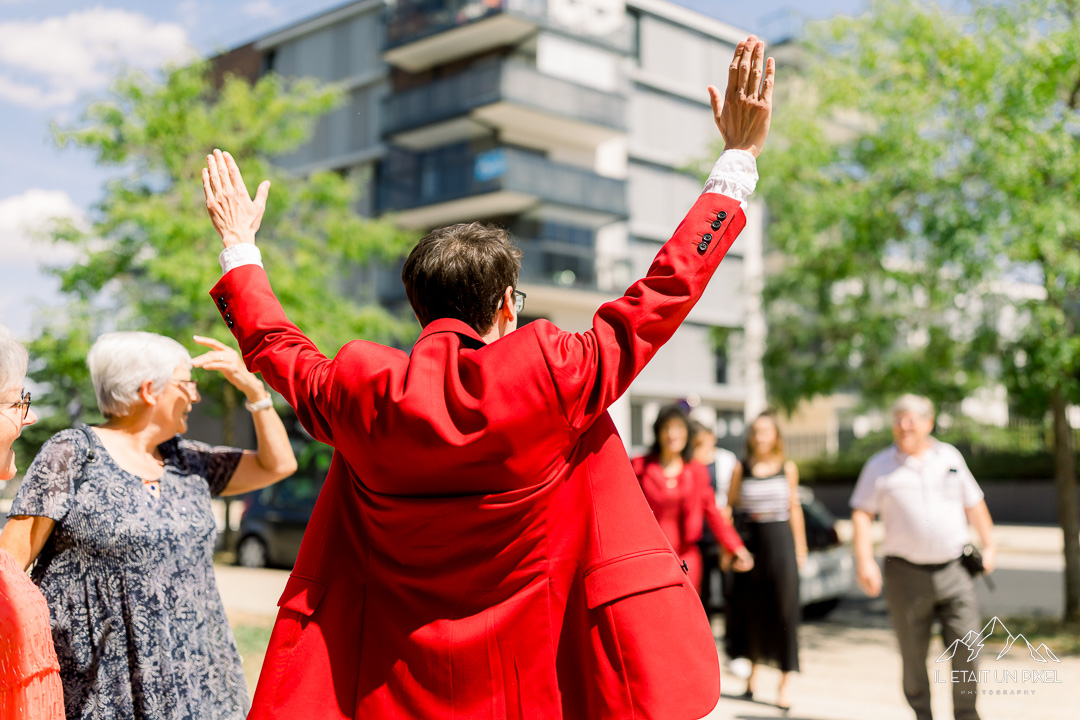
[
  {"x1": 755, "y1": 0, "x2": 1080, "y2": 619},
  {"x1": 26, "y1": 60, "x2": 416, "y2": 441}
]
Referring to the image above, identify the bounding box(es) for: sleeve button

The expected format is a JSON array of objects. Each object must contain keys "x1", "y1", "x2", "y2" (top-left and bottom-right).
[
  {"x1": 711, "y1": 220, "x2": 722, "y2": 230},
  {"x1": 717, "y1": 211, "x2": 727, "y2": 220},
  {"x1": 697, "y1": 241, "x2": 709, "y2": 254},
  {"x1": 702, "y1": 233, "x2": 712, "y2": 242}
]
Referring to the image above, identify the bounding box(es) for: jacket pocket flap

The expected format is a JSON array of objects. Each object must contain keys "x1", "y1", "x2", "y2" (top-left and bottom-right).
[
  {"x1": 584, "y1": 551, "x2": 685, "y2": 610},
  {"x1": 277, "y1": 575, "x2": 327, "y2": 617}
]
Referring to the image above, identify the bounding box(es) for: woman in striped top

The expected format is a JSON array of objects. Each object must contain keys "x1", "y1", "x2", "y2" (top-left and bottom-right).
[{"x1": 725, "y1": 411, "x2": 806, "y2": 713}]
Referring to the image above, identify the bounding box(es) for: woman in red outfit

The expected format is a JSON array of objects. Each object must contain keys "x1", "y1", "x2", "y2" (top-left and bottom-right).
[
  {"x1": 633, "y1": 404, "x2": 752, "y2": 591},
  {"x1": 0, "y1": 325, "x2": 63, "y2": 720}
]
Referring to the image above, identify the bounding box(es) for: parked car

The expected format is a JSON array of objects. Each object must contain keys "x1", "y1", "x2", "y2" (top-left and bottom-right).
[
  {"x1": 704, "y1": 486, "x2": 854, "y2": 619},
  {"x1": 797, "y1": 486, "x2": 855, "y2": 618},
  {"x1": 235, "y1": 445, "x2": 329, "y2": 568}
]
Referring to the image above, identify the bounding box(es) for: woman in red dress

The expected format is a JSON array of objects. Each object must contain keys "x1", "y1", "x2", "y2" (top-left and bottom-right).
[
  {"x1": 632, "y1": 404, "x2": 752, "y2": 591},
  {"x1": 0, "y1": 325, "x2": 63, "y2": 720}
]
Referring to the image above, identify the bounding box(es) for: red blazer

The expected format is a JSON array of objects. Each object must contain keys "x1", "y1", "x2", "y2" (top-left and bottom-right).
[
  {"x1": 211, "y1": 193, "x2": 746, "y2": 720},
  {"x1": 632, "y1": 456, "x2": 744, "y2": 554}
]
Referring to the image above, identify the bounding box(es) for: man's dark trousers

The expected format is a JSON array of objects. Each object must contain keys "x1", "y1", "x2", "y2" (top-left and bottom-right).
[{"x1": 884, "y1": 556, "x2": 982, "y2": 720}]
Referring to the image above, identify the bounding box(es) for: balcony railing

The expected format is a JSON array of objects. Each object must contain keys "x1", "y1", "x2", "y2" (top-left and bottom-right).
[
  {"x1": 378, "y1": 143, "x2": 628, "y2": 219},
  {"x1": 383, "y1": 59, "x2": 626, "y2": 136},
  {"x1": 385, "y1": 0, "x2": 632, "y2": 53}
]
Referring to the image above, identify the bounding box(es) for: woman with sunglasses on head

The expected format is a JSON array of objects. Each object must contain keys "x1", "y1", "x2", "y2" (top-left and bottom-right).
[
  {"x1": 0, "y1": 331, "x2": 297, "y2": 720},
  {"x1": 0, "y1": 324, "x2": 63, "y2": 720}
]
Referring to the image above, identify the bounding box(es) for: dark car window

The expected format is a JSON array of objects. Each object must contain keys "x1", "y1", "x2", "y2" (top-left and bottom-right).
[
  {"x1": 801, "y1": 498, "x2": 839, "y2": 551},
  {"x1": 270, "y1": 475, "x2": 324, "y2": 509}
]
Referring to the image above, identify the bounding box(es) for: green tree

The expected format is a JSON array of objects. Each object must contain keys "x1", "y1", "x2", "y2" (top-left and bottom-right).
[
  {"x1": 23, "y1": 61, "x2": 416, "y2": 519},
  {"x1": 755, "y1": 0, "x2": 1080, "y2": 620}
]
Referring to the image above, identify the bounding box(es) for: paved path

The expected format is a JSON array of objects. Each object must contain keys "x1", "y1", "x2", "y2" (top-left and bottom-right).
[
  {"x1": 214, "y1": 561, "x2": 1078, "y2": 719},
  {"x1": 703, "y1": 609, "x2": 1078, "y2": 720}
]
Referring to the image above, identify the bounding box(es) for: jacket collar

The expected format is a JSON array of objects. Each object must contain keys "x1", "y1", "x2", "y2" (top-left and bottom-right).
[{"x1": 416, "y1": 317, "x2": 487, "y2": 348}]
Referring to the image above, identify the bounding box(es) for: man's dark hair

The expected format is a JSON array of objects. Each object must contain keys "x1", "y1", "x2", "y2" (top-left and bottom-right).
[{"x1": 402, "y1": 222, "x2": 522, "y2": 335}]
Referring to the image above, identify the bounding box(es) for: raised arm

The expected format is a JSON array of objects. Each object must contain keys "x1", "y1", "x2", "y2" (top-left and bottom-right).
[
  {"x1": 202, "y1": 150, "x2": 339, "y2": 445},
  {"x1": 537, "y1": 37, "x2": 774, "y2": 431}
]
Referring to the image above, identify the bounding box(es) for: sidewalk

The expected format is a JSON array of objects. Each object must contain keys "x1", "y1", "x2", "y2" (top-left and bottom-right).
[{"x1": 703, "y1": 619, "x2": 1079, "y2": 720}]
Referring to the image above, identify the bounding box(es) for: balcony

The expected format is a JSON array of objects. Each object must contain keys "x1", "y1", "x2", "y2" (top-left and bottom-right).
[
  {"x1": 378, "y1": 143, "x2": 627, "y2": 228},
  {"x1": 383, "y1": 59, "x2": 626, "y2": 150},
  {"x1": 384, "y1": 0, "x2": 631, "y2": 72}
]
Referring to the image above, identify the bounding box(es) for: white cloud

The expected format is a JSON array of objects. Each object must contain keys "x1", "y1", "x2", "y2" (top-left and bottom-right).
[
  {"x1": 0, "y1": 189, "x2": 83, "y2": 265},
  {"x1": 242, "y1": 1, "x2": 281, "y2": 20},
  {"x1": 0, "y1": 9, "x2": 194, "y2": 109}
]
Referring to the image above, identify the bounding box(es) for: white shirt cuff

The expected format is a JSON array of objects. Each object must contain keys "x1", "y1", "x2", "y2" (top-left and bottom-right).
[
  {"x1": 701, "y1": 149, "x2": 759, "y2": 210},
  {"x1": 219, "y1": 244, "x2": 263, "y2": 274}
]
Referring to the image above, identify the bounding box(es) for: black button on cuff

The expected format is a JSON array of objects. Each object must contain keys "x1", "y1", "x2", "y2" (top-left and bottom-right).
[
  {"x1": 227, "y1": 320, "x2": 236, "y2": 329},
  {"x1": 717, "y1": 211, "x2": 727, "y2": 220},
  {"x1": 711, "y1": 220, "x2": 722, "y2": 230},
  {"x1": 702, "y1": 233, "x2": 712, "y2": 242},
  {"x1": 697, "y1": 241, "x2": 709, "y2": 254}
]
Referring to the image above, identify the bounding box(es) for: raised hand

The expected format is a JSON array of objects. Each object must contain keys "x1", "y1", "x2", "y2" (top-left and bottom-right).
[
  {"x1": 201, "y1": 149, "x2": 271, "y2": 248},
  {"x1": 707, "y1": 36, "x2": 774, "y2": 158},
  {"x1": 191, "y1": 335, "x2": 266, "y2": 402}
]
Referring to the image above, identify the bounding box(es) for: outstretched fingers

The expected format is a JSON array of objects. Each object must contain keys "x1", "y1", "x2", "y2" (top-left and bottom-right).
[
  {"x1": 193, "y1": 334, "x2": 228, "y2": 351},
  {"x1": 254, "y1": 180, "x2": 270, "y2": 215},
  {"x1": 747, "y1": 40, "x2": 765, "y2": 98},
  {"x1": 201, "y1": 168, "x2": 215, "y2": 203},
  {"x1": 213, "y1": 149, "x2": 233, "y2": 194},
  {"x1": 737, "y1": 35, "x2": 756, "y2": 97},
  {"x1": 727, "y1": 39, "x2": 746, "y2": 99},
  {"x1": 223, "y1": 151, "x2": 249, "y2": 197},
  {"x1": 760, "y1": 57, "x2": 775, "y2": 103},
  {"x1": 206, "y1": 154, "x2": 223, "y2": 197}
]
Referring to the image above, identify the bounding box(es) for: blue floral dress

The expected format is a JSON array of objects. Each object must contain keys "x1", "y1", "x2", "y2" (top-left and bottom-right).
[{"x1": 8, "y1": 427, "x2": 249, "y2": 720}]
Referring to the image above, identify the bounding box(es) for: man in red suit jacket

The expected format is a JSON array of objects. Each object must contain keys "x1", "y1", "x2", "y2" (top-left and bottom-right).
[{"x1": 201, "y1": 37, "x2": 773, "y2": 720}]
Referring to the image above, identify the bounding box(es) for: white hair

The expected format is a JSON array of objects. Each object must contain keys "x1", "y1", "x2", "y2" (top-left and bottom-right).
[
  {"x1": 88, "y1": 332, "x2": 191, "y2": 418},
  {"x1": 891, "y1": 393, "x2": 934, "y2": 419},
  {"x1": 0, "y1": 325, "x2": 29, "y2": 393}
]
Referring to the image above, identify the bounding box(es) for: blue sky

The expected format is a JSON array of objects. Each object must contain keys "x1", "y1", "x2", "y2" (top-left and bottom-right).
[{"x1": 0, "y1": 0, "x2": 865, "y2": 336}]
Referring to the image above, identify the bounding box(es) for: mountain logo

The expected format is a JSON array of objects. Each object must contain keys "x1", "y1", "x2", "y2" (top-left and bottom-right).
[{"x1": 936, "y1": 616, "x2": 1061, "y2": 664}]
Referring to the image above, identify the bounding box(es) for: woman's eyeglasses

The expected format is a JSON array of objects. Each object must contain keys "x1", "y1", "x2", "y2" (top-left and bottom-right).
[
  {"x1": 6, "y1": 390, "x2": 31, "y2": 423},
  {"x1": 171, "y1": 379, "x2": 199, "y2": 399}
]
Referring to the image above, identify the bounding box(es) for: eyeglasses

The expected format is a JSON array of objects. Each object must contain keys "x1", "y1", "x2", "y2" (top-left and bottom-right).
[
  {"x1": 171, "y1": 379, "x2": 199, "y2": 399},
  {"x1": 5, "y1": 390, "x2": 31, "y2": 423},
  {"x1": 498, "y1": 289, "x2": 527, "y2": 314}
]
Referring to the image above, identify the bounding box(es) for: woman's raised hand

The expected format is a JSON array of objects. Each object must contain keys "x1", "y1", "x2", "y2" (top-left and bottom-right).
[{"x1": 191, "y1": 335, "x2": 265, "y2": 402}]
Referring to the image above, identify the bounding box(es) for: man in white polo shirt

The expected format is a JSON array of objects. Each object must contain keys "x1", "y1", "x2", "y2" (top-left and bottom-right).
[{"x1": 851, "y1": 394, "x2": 996, "y2": 720}]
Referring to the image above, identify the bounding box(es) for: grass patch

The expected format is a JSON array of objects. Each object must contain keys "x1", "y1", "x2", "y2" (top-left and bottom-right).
[
  {"x1": 984, "y1": 616, "x2": 1080, "y2": 657},
  {"x1": 229, "y1": 612, "x2": 275, "y2": 694}
]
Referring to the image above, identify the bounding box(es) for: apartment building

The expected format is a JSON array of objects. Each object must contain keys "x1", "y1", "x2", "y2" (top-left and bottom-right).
[{"x1": 215, "y1": 0, "x2": 767, "y2": 452}]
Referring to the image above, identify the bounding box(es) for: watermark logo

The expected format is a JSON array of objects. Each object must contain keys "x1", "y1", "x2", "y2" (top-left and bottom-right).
[
  {"x1": 936, "y1": 616, "x2": 1061, "y2": 664},
  {"x1": 933, "y1": 617, "x2": 1063, "y2": 695}
]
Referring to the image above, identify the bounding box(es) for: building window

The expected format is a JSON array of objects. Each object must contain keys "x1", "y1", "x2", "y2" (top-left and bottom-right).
[
  {"x1": 261, "y1": 49, "x2": 277, "y2": 76},
  {"x1": 627, "y1": 8, "x2": 642, "y2": 65},
  {"x1": 715, "y1": 344, "x2": 728, "y2": 385}
]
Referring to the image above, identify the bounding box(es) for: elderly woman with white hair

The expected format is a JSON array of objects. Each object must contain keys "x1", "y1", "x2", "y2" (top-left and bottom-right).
[
  {"x1": 0, "y1": 324, "x2": 64, "y2": 719},
  {"x1": 0, "y1": 331, "x2": 297, "y2": 720}
]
